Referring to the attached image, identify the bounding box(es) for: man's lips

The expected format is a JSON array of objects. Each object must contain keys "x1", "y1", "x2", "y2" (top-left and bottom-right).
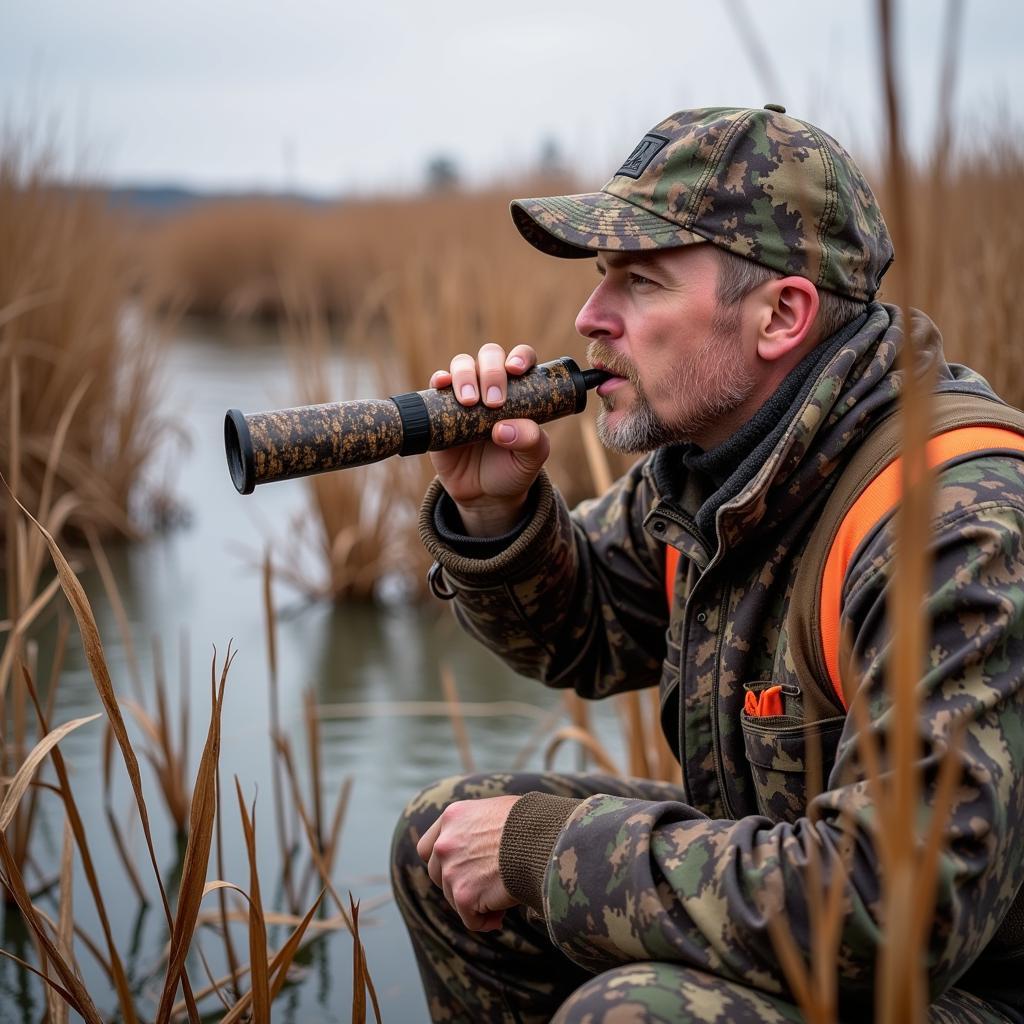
[
  {"x1": 596, "y1": 375, "x2": 628, "y2": 397},
  {"x1": 590, "y1": 360, "x2": 630, "y2": 397}
]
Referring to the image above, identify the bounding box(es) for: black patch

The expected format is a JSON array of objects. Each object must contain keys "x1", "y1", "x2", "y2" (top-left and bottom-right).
[{"x1": 615, "y1": 133, "x2": 670, "y2": 179}]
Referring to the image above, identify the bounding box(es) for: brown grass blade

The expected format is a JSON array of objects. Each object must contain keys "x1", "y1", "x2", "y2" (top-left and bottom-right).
[
  {"x1": 263, "y1": 548, "x2": 296, "y2": 913},
  {"x1": 197, "y1": 906, "x2": 349, "y2": 931},
  {"x1": 543, "y1": 726, "x2": 621, "y2": 776},
  {"x1": 234, "y1": 778, "x2": 271, "y2": 1021},
  {"x1": 0, "y1": 712, "x2": 100, "y2": 829},
  {"x1": 0, "y1": 833, "x2": 104, "y2": 1024},
  {"x1": 322, "y1": 775, "x2": 353, "y2": 877},
  {"x1": 154, "y1": 643, "x2": 232, "y2": 1024},
  {"x1": 18, "y1": 663, "x2": 140, "y2": 1023},
  {"x1": 275, "y1": 735, "x2": 355, "y2": 935},
  {"x1": 304, "y1": 688, "x2": 325, "y2": 853},
  {"x1": 440, "y1": 664, "x2": 475, "y2": 773},
  {"x1": 763, "y1": 890, "x2": 816, "y2": 1016},
  {"x1": 352, "y1": 896, "x2": 366, "y2": 1023},
  {"x1": 32, "y1": 369, "x2": 92, "y2": 543},
  {"x1": 53, "y1": 814, "x2": 74, "y2": 1024},
  {"x1": 267, "y1": 890, "x2": 325, "y2": 1001},
  {"x1": 563, "y1": 692, "x2": 591, "y2": 770},
  {"x1": 299, "y1": 773, "x2": 353, "y2": 905},
  {"x1": 215, "y1": 761, "x2": 242, "y2": 1001},
  {"x1": 349, "y1": 893, "x2": 382, "y2": 1024},
  {"x1": 0, "y1": 948, "x2": 81, "y2": 1008},
  {"x1": 2, "y1": 475, "x2": 177, "y2": 929},
  {"x1": 208, "y1": 884, "x2": 326, "y2": 1024},
  {"x1": 0, "y1": 572, "x2": 62, "y2": 701},
  {"x1": 876, "y1": 0, "x2": 936, "y2": 1017},
  {"x1": 83, "y1": 524, "x2": 143, "y2": 697},
  {"x1": 911, "y1": 725, "x2": 966, "y2": 951}
]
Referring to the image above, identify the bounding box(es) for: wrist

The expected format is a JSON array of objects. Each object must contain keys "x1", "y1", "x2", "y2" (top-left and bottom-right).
[{"x1": 455, "y1": 496, "x2": 529, "y2": 537}]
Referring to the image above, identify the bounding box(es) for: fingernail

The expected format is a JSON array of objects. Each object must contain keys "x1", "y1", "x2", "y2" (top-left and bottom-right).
[
  {"x1": 461, "y1": 384, "x2": 476, "y2": 401},
  {"x1": 508, "y1": 357, "x2": 525, "y2": 370},
  {"x1": 497, "y1": 424, "x2": 516, "y2": 442},
  {"x1": 486, "y1": 386, "x2": 502, "y2": 404}
]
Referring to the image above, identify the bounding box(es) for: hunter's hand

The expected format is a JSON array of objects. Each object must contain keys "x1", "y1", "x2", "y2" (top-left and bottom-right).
[
  {"x1": 416, "y1": 795, "x2": 520, "y2": 932},
  {"x1": 428, "y1": 343, "x2": 550, "y2": 537}
]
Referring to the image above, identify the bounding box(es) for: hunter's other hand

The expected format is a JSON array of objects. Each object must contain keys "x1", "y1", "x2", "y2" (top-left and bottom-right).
[
  {"x1": 416, "y1": 795, "x2": 520, "y2": 932},
  {"x1": 428, "y1": 343, "x2": 550, "y2": 537}
]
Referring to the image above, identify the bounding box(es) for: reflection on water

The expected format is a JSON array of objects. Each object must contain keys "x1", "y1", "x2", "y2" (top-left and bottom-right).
[{"x1": 0, "y1": 318, "x2": 624, "y2": 1022}]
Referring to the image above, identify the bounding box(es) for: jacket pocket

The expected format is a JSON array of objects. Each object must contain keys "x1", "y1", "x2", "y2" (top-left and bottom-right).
[{"x1": 740, "y1": 702, "x2": 846, "y2": 823}]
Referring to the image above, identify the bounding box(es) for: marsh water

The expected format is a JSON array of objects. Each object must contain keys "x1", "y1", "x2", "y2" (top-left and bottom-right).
[{"x1": 0, "y1": 319, "x2": 628, "y2": 1022}]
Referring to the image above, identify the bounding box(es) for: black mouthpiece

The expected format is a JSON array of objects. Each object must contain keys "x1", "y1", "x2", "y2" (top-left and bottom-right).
[{"x1": 581, "y1": 367, "x2": 612, "y2": 389}]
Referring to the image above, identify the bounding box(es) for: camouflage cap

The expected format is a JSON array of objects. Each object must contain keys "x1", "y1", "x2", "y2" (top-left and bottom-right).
[{"x1": 510, "y1": 106, "x2": 894, "y2": 302}]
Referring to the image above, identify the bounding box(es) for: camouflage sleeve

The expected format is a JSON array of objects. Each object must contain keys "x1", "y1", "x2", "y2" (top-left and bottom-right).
[
  {"x1": 419, "y1": 461, "x2": 669, "y2": 697},
  {"x1": 541, "y1": 457, "x2": 1024, "y2": 1004}
]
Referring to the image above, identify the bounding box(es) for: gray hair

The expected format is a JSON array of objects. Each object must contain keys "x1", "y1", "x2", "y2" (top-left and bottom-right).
[{"x1": 713, "y1": 249, "x2": 866, "y2": 343}]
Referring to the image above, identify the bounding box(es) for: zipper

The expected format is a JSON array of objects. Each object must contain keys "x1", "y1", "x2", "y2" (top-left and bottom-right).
[{"x1": 709, "y1": 584, "x2": 737, "y2": 819}]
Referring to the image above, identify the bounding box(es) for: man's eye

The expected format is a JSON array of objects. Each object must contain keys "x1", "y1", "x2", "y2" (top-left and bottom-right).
[{"x1": 629, "y1": 273, "x2": 654, "y2": 287}]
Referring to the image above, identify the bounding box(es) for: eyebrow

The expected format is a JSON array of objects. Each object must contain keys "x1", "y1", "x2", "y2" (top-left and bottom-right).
[{"x1": 595, "y1": 252, "x2": 663, "y2": 272}]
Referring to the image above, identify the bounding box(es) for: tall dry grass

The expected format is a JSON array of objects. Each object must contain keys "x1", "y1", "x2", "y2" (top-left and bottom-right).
[
  {"x1": 0, "y1": 480, "x2": 381, "y2": 1020},
  {"x1": 144, "y1": 123, "x2": 1023, "y2": 609},
  {"x1": 0, "y1": 133, "x2": 178, "y2": 552}
]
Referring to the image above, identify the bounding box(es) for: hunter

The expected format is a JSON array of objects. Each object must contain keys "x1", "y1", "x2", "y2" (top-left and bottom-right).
[{"x1": 390, "y1": 105, "x2": 1024, "y2": 1023}]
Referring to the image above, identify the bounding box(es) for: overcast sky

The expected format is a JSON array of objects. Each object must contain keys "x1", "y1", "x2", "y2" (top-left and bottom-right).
[{"x1": 1, "y1": 0, "x2": 1020, "y2": 195}]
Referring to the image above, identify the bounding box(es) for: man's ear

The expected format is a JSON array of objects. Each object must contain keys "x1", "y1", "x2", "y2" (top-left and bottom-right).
[{"x1": 754, "y1": 277, "x2": 820, "y2": 363}]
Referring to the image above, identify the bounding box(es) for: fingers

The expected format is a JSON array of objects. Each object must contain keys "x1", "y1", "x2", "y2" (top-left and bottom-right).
[
  {"x1": 429, "y1": 344, "x2": 538, "y2": 407},
  {"x1": 505, "y1": 344, "x2": 536, "y2": 375},
  {"x1": 416, "y1": 818, "x2": 441, "y2": 862},
  {"x1": 449, "y1": 352, "x2": 482, "y2": 405},
  {"x1": 477, "y1": 343, "x2": 507, "y2": 408}
]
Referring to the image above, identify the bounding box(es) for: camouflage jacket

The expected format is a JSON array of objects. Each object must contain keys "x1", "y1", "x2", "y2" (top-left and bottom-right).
[{"x1": 419, "y1": 303, "x2": 1024, "y2": 1011}]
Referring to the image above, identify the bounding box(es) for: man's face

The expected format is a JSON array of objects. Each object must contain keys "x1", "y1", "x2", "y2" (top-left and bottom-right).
[{"x1": 576, "y1": 244, "x2": 756, "y2": 452}]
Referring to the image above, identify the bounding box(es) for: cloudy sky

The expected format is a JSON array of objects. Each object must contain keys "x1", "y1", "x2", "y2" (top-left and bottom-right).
[{"x1": 1, "y1": 0, "x2": 1019, "y2": 195}]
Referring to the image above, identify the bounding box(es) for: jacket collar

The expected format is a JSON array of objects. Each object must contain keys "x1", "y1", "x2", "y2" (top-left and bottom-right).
[{"x1": 644, "y1": 303, "x2": 962, "y2": 559}]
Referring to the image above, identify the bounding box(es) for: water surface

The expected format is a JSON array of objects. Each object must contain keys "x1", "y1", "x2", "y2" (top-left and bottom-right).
[{"x1": 0, "y1": 319, "x2": 627, "y2": 1021}]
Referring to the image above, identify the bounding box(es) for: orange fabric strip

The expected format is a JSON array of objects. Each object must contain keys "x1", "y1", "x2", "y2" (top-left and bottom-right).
[
  {"x1": 821, "y1": 427, "x2": 1024, "y2": 709},
  {"x1": 665, "y1": 545, "x2": 681, "y2": 606}
]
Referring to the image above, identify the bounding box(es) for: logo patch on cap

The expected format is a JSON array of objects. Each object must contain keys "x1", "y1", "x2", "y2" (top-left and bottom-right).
[{"x1": 615, "y1": 133, "x2": 670, "y2": 179}]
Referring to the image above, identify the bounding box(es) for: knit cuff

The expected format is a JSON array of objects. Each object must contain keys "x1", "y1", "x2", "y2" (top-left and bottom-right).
[
  {"x1": 418, "y1": 470, "x2": 558, "y2": 582},
  {"x1": 433, "y1": 487, "x2": 537, "y2": 559},
  {"x1": 498, "y1": 792, "x2": 581, "y2": 916}
]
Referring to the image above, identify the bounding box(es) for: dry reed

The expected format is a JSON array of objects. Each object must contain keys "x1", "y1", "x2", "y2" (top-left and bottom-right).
[
  {"x1": 2, "y1": 464, "x2": 379, "y2": 1018},
  {"x1": 0, "y1": 131, "x2": 177, "y2": 549}
]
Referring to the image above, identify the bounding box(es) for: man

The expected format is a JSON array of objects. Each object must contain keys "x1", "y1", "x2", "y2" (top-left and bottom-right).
[{"x1": 391, "y1": 106, "x2": 1024, "y2": 1022}]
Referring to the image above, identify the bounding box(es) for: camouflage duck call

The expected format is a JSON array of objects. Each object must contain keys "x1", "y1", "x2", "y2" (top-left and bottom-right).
[{"x1": 225, "y1": 356, "x2": 611, "y2": 494}]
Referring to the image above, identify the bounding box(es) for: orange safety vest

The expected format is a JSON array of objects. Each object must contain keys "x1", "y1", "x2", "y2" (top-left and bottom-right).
[{"x1": 664, "y1": 425, "x2": 1024, "y2": 713}]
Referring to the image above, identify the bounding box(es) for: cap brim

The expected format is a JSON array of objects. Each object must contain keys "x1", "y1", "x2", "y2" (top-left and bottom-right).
[{"x1": 510, "y1": 191, "x2": 705, "y2": 259}]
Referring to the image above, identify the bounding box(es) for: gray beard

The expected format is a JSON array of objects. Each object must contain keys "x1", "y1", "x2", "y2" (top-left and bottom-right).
[{"x1": 595, "y1": 310, "x2": 755, "y2": 454}]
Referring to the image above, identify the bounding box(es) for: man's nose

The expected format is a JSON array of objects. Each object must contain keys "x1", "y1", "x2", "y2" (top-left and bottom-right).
[{"x1": 575, "y1": 283, "x2": 622, "y2": 340}]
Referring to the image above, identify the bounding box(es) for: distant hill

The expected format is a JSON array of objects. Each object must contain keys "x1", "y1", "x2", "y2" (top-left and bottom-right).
[{"x1": 104, "y1": 184, "x2": 330, "y2": 216}]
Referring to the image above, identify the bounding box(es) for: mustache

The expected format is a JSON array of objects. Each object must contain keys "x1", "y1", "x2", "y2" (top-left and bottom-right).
[{"x1": 585, "y1": 342, "x2": 639, "y2": 384}]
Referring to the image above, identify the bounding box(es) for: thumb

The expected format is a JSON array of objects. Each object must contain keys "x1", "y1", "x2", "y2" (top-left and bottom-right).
[{"x1": 491, "y1": 419, "x2": 550, "y2": 471}]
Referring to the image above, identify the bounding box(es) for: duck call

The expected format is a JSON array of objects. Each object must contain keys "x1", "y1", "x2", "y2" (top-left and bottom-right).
[{"x1": 224, "y1": 356, "x2": 611, "y2": 494}]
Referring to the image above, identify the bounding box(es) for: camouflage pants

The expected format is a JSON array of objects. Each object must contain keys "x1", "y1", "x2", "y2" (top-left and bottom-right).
[{"x1": 391, "y1": 771, "x2": 1012, "y2": 1023}]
